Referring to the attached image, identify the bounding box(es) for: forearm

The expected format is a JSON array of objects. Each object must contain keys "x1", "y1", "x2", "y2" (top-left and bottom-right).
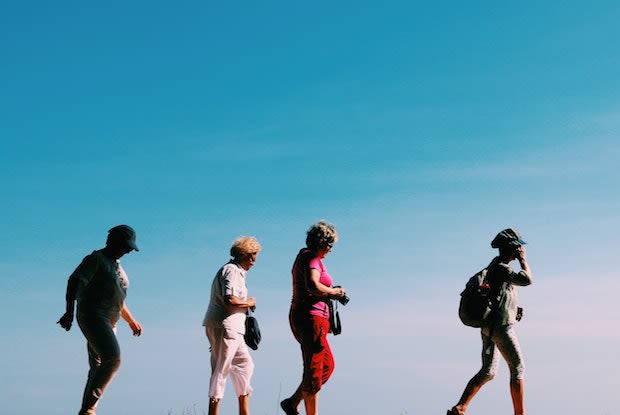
[
  {"x1": 226, "y1": 295, "x2": 255, "y2": 308},
  {"x1": 306, "y1": 268, "x2": 341, "y2": 299},
  {"x1": 519, "y1": 260, "x2": 530, "y2": 275},
  {"x1": 64, "y1": 277, "x2": 79, "y2": 313},
  {"x1": 58, "y1": 277, "x2": 80, "y2": 330},
  {"x1": 308, "y1": 282, "x2": 339, "y2": 298},
  {"x1": 516, "y1": 261, "x2": 532, "y2": 285},
  {"x1": 121, "y1": 303, "x2": 135, "y2": 322},
  {"x1": 513, "y1": 248, "x2": 532, "y2": 286},
  {"x1": 121, "y1": 303, "x2": 143, "y2": 336}
]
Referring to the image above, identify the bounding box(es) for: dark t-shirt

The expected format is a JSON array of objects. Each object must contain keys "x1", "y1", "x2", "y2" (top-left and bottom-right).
[{"x1": 71, "y1": 250, "x2": 128, "y2": 322}]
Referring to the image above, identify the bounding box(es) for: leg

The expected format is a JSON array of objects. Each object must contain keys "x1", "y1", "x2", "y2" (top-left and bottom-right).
[
  {"x1": 205, "y1": 327, "x2": 224, "y2": 415},
  {"x1": 450, "y1": 328, "x2": 498, "y2": 415},
  {"x1": 238, "y1": 394, "x2": 249, "y2": 415},
  {"x1": 228, "y1": 338, "x2": 254, "y2": 415},
  {"x1": 451, "y1": 373, "x2": 494, "y2": 414},
  {"x1": 208, "y1": 398, "x2": 220, "y2": 415},
  {"x1": 510, "y1": 379, "x2": 525, "y2": 415},
  {"x1": 79, "y1": 342, "x2": 101, "y2": 415},
  {"x1": 319, "y1": 336, "x2": 335, "y2": 386},
  {"x1": 302, "y1": 390, "x2": 319, "y2": 415},
  {"x1": 206, "y1": 327, "x2": 243, "y2": 401},
  {"x1": 280, "y1": 311, "x2": 306, "y2": 415},
  {"x1": 280, "y1": 385, "x2": 302, "y2": 415},
  {"x1": 493, "y1": 326, "x2": 526, "y2": 415},
  {"x1": 77, "y1": 316, "x2": 122, "y2": 415},
  {"x1": 283, "y1": 314, "x2": 331, "y2": 415},
  {"x1": 302, "y1": 316, "x2": 332, "y2": 393},
  {"x1": 300, "y1": 317, "x2": 332, "y2": 415}
]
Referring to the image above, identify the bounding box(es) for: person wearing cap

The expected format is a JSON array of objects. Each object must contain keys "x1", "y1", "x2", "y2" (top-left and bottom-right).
[
  {"x1": 202, "y1": 236, "x2": 261, "y2": 415},
  {"x1": 448, "y1": 228, "x2": 532, "y2": 415},
  {"x1": 57, "y1": 225, "x2": 142, "y2": 415}
]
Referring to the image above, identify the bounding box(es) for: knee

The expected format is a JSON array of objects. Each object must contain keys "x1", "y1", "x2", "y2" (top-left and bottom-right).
[
  {"x1": 510, "y1": 363, "x2": 525, "y2": 381},
  {"x1": 481, "y1": 373, "x2": 495, "y2": 383},
  {"x1": 476, "y1": 371, "x2": 495, "y2": 384},
  {"x1": 102, "y1": 355, "x2": 121, "y2": 371}
]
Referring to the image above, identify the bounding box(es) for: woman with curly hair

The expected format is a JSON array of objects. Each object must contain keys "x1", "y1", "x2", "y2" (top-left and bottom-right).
[
  {"x1": 280, "y1": 220, "x2": 347, "y2": 415},
  {"x1": 203, "y1": 237, "x2": 261, "y2": 415}
]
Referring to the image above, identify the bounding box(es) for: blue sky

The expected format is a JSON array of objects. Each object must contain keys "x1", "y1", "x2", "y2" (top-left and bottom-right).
[{"x1": 1, "y1": 2, "x2": 619, "y2": 414}]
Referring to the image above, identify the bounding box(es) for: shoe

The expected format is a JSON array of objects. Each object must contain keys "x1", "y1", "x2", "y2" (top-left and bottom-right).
[
  {"x1": 280, "y1": 398, "x2": 299, "y2": 415},
  {"x1": 446, "y1": 408, "x2": 462, "y2": 415}
]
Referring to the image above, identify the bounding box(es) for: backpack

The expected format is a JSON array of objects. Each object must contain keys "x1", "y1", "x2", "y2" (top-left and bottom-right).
[{"x1": 458, "y1": 269, "x2": 493, "y2": 328}]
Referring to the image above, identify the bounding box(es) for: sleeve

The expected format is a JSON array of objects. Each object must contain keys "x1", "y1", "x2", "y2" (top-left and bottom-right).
[
  {"x1": 220, "y1": 265, "x2": 241, "y2": 297},
  {"x1": 499, "y1": 263, "x2": 532, "y2": 287},
  {"x1": 308, "y1": 257, "x2": 322, "y2": 271},
  {"x1": 68, "y1": 253, "x2": 99, "y2": 287}
]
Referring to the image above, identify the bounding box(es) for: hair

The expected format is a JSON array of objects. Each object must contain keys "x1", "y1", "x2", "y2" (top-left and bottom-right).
[
  {"x1": 230, "y1": 236, "x2": 261, "y2": 260},
  {"x1": 105, "y1": 230, "x2": 127, "y2": 249},
  {"x1": 305, "y1": 220, "x2": 338, "y2": 251}
]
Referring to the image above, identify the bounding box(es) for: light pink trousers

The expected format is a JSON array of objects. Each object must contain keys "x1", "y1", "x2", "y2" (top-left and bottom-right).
[{"x1": 205, "y1": 326, "x2": 254, "y2": 399}]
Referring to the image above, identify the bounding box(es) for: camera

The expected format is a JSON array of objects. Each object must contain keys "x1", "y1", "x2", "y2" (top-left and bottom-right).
[
  {"x1": 333, "y1": 285, "x2": 350, "y2": 306},
  {"x1": 516, "y1": 307, "x2": 524, "y2": 321}
]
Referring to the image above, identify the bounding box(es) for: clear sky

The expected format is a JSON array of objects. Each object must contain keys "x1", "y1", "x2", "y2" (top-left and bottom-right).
[{"x1": 1, "y1": 2, "x2": 619, "y2": 414}]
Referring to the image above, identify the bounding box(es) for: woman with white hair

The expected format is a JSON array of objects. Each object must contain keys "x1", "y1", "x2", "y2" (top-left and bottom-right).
[{"x1": 203, "y1": 236, "x2": 261, "y2": 415}]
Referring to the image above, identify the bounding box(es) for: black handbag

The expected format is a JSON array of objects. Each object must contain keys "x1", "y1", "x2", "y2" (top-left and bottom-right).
[
  {"x1": 244, "y1": 309, "x2": 261, "y2": 350},
  {"x1": 328, "y1": 299, "x2": 342, "y2": 335}
]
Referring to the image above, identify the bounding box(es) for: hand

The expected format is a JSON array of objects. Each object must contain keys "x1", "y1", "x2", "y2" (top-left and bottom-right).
[
  {"x1": 57, "y1": 312, "x2": 73, "y2": 331},
  {"x1": 516, "y1": 246, "x2": 527, "y2": 262},
  {"x1": 247, "y1": 297, "x2": 257, "y2": 310},
  {"x1": 128, "y1": 319, "x2": 142, "y2": 336},
  {"x1": 332, "y1": 286, "x2": 346, "y2": 298}
]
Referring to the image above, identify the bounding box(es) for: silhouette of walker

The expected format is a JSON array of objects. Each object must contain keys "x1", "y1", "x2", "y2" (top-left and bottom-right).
[
  {"x1": 58, "y1": 225, "x2": 143, "y2": 415},
  {"x1": 447, "y1": 228, "x2": 532, "y2": 415}
]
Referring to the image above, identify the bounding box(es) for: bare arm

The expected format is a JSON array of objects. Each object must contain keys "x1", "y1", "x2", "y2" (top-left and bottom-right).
[
  {"x1": 226, "y1": 295, "x2": 256, "y2": 310},
  {"x1": 307, "y1": 268, "x2": 345, "y2": 299},
  {"x1": 514, "y1": 246, "x2": 533, "y2": 286},
  {"x1": 58, "y1": 254, "x2": 99, "y2": 331},
  {"x1": 57, "y1": 276, "x2": 79, "y2": 331},
  {"x1": 121, "y1": 303, "x2": 142, "y2": 336}
]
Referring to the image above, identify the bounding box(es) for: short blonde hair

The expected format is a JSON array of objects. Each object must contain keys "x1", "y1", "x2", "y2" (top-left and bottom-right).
[
  {"x1": 305, "y1": 220, "x2": 338, "y2": 251},
  {"x1": 230, "y1": 236, "x2": 261, "y2": 260}
]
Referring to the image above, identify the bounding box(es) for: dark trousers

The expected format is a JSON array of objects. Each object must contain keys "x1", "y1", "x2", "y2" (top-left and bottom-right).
[{"x1": 77, "y1": 314, "x2": 121, "y2": 415}]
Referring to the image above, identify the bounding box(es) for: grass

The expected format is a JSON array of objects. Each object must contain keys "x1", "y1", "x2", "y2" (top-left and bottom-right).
[{"x1": 164, "y1": 404, "x2": 207, "y2": 415}]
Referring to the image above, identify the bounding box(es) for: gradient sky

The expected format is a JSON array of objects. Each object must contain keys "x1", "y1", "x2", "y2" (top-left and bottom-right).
[{"x1": 1, "y1": 2, "x2": 619, "y2": 414}]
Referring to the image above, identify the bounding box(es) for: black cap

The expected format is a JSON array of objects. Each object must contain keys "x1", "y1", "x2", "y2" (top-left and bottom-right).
[
  {"x1": 108, "y1": 225, "x2": 139, "y2": 251},
  {"x1": 491, "y1": 228, "x2": 526, "y2": 249}
]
